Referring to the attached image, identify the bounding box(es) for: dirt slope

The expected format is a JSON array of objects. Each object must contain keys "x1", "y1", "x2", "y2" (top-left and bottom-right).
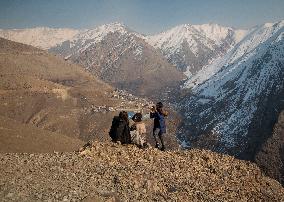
[{"x1": 0, "y1": 116, "x2": 83, "y2": 153}]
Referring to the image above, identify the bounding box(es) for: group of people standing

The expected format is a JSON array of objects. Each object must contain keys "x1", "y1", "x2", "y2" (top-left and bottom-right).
[{"x1": 109, "y1": 102, "x2": 168, "y2": 151}]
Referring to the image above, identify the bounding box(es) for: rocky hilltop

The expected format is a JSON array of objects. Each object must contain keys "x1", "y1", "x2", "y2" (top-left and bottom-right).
[{"x1": 0, "y1": 141, "x2": 283, "y2": 201}]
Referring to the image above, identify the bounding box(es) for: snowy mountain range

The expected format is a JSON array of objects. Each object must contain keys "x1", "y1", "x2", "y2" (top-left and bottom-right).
[
  {"x1": 49, "y1": 22, "x2": 184, "y2": 97},
  {"x1": 178, "y1": 20, "x2": 284, "y2": 159},
  {"x1": 0, "y1": 23, "x2": 248, "y2": 77},
  {"x1": 0, "y1": 27, "x2": 79, "y2": 50},
  {"x1": 146, "y1": 24, "x2": 248, "y2": 75}
]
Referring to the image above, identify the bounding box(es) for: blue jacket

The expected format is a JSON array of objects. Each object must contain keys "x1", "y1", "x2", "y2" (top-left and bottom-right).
[{"x1": 150, "y1": 111, "x2": 166, "y2": 133}]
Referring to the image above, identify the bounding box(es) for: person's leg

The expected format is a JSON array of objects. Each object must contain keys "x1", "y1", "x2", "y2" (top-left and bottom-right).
[
  {"x1": 153, "y1": 128, "x2": 160, "y2": 148},
  {"x1": 158, "y1": 132, "x2": 165, "y2": 151}
]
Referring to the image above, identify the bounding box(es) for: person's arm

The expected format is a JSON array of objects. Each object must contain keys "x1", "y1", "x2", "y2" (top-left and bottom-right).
[
  {"x1": 150, "y1": 106, "x2": 157, "y2": 118},
  {"x1": 161, "y1": 109, "x2": 169, "y2": 117}
]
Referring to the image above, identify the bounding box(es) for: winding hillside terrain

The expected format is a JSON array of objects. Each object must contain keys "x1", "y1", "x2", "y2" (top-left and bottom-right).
[
  {"x1": 0, "y1": 142, "x2": 283, "y2": 201},
  {"x1": 0, "y1": 37, "x2": 113, "y2": 151},
  {"x1": 50, "y1": 23, "x2": 184, "y2": 97},
  {"x1": 178, "y1": 21, "x2": 284, "y2": 159}
]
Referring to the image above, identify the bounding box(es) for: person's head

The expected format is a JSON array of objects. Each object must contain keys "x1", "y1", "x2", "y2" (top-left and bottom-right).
[
  {"x1": 119, "y1": 111, "x2": 129, "y2": 123},
  {"x1": 132, "y1": 113, "x2": 142, "y2": 122},
  {"x1": 156, "y1": 102, "x2": 163, "y2": 110}
]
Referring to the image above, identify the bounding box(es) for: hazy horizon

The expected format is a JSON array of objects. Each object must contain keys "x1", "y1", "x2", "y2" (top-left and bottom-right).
[{"x1": 1, "y1": 0, "x2": 284, "y2": 34}]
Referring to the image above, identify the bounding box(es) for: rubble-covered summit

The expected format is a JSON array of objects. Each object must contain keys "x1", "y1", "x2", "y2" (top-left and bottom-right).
[{"x1": 1, "y1": 141, "x2": 283, "y2": 201}]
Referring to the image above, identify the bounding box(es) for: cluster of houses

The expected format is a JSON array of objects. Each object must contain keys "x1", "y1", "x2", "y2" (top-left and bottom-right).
[{"x1": 89, "y1": 89, "x2": 154, "y2": 115}]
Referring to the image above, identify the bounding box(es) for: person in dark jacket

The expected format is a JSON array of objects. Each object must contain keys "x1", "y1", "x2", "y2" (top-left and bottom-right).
[
  {"x1": 109, "y1": 111, "x2": 131, "y2": 144},
  {"x1": 150, "y1": 102, "x2": 168, "y2": 151}
]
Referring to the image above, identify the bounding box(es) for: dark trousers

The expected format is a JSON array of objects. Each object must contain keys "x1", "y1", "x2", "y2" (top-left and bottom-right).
[{"x1": 153, "y1": 128, "x2": 165, "y2": 149}]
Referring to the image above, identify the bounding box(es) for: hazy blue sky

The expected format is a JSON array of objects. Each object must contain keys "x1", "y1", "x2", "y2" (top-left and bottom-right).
[{"x1": 1, "y1": 0, "x2": 284, "y2": 34}]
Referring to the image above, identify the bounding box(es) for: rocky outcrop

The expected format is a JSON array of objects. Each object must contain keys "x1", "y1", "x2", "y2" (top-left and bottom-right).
[{"x1": 0, "y1": 142, "x2": 283, "y2": 201}]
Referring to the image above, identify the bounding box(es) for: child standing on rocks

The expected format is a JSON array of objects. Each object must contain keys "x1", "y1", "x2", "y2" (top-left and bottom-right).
[
  {"x1": 150, "y1": 102, "x2": 168, "y2": 151},
  {"x1": 130, "y1": 113, "x2": 147, "y2": 148}
]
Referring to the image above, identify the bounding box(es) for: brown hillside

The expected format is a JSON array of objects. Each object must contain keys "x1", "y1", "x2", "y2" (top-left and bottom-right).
[
  {"x1": 0, "y1": 116, "x2": 83, "y2": 153},
  {"x1": 0, "y1": 38, "x2": 114, "y2": 152}
]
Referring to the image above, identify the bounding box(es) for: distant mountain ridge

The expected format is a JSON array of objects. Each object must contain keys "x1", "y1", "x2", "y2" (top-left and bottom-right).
[
  {"x1": 0, "y1": 22, "x2": 249, "y2": 77},
  {"x1": 0, "y1": 27, "x2": 80, "y2": 50}
]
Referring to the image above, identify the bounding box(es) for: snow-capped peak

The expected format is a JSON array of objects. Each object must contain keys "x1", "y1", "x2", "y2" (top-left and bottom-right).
[
  {"x1": 145, "y1": 23, "x2": 249, "y2": 74},
  {"x1": 184, "y1": 20, "x2": 284, "y2": 89},
  {"x1": 146, "y1": 24, "x2": 211, "y2": 57},
  {"x1": 69, "y1": 22, "x2": 146, "y2": 48},
  {"x1": 147, "y1": 23, "x2": 247, "y2": 53},
  {"x1": 192, "y1": 23, "x2": 232, "y2": 43}
]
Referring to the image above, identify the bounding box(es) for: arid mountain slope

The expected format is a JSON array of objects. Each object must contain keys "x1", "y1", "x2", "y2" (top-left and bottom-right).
[{"x1": 0, "y1": 38, "x2": 114, "y2": 152}]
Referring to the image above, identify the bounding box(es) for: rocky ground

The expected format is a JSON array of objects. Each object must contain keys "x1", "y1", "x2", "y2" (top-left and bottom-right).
[{"x1": 0, "y1": 141, "x2": 283, "y2": 202}]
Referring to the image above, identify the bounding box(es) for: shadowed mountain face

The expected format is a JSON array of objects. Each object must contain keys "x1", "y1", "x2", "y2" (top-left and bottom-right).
[
  {"x1": 50, "y1": 23, "x2": 185, "y2": 98},
  {"x1": 255, "y1": 111, "x2": 284, "y2": 185},
  {"x1": 178, "y1": 21, "x2": 284, "y2": 159}
]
